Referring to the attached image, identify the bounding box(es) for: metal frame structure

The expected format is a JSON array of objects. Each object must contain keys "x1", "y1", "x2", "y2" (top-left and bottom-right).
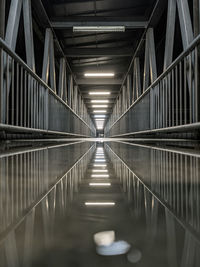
[
  {"x1": 105, "y1": 0, "x2": 200, "y2": 138},
  {"x1": 0, "y1": 0, "x2": 95, "y2": 138}
]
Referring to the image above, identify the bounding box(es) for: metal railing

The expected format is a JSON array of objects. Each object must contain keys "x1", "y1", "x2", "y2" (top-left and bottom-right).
[
  {"x1": 0, "y1": 37, "x2": 96, "y2": 137},
  {"x1": 105, "y1": 33, "x2": 200, "y2": 137}
]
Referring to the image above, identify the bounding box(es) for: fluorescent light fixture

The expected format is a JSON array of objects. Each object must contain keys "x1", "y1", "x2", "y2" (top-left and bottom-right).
[
  {"x1": 95, "y1": 119, "x2": 105, "y2": 121},
  {"x1": 92, "y1": 105, "x2": 108, "y2": 108},
  {"x1": 93, "y1": 110, "x2": 107, "y2": 113},
  {"x1": 85, "y1": 202, "x2": 115, "y2": 206},
  {"x1": 91, "y1": 100, "x2": 109, "y2": 103},
  {"x1": 91, "y1": 174, "x2": 109, "y2": 178},
  {"x1": 74, "y1": 26, "x2": 125, "y2": 32},
  {"x1": 89, "y1": 183, "x2": 111, "y2": 186},
  {"x1": 89, "y1": 92, "x2": 111, "y2": 95},
  {"x1": 92, "y1": 170, "x2": 108, "y2": 172},
  {"x1": 95, "y1": 159, "x2": 106, "y2": 162},
  {"x1": 94, "y1": 115, "x2": 106, "y2": 118},
  {"x1": 85, "y1": 73, "x2": 114, "y2": 77},
  {"x1": 93, "y1": 164, "x2": 107, "y2": 167}
]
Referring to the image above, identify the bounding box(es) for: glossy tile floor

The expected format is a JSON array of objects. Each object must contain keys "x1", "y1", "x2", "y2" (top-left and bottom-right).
[{"x1": 0, "y1": 141, "x2": 199, "y2": 266}]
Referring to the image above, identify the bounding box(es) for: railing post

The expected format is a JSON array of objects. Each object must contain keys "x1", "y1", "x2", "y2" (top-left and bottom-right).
[
  {"x1": 0, "y1": 0, "x2": 5, "y2": 124},
  {"x1": 193, "y1": 0, "x2": 200, "y2": 122}
]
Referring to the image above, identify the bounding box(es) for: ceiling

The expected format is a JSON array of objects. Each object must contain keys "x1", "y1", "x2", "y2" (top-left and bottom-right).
[{"x1": 41, "y1": 0, "x2": 157, "y2": 127}]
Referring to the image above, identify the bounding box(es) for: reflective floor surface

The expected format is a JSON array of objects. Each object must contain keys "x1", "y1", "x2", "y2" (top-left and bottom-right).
[{"x1": 0, "y1": 140, "x2": 199, "y2": 266}]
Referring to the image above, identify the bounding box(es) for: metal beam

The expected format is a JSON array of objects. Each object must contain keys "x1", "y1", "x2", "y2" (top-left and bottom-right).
[
  {"x1": 58, "y1": 58, "x2": 66, "y2": 99},
  {"x1": 53, "y1": 0, "x2": 102, "y2": 4},
  {"x1": 5, "y1": 0, "x2": 23, "y2": 50},
  {"x1": 65, "y1": 47, "x2": 134, "y2": 57},
  {"x1": 51, "y1": 18, "x2": 148, "y2": 29},
  {"x1": 176, "y1": 0, "x2": 194, "y2": 49},
  {"x1": 0, "y1": 0, "x2": 5, "y2": 38},
  {"x1": 42, "y1": 28, "x2": 56, "y2": 92},
  {"x1": 163, "y1": 0, "x2": 176, "y2": 70},
  {"x1": 76, "y1": 79, "x2": 123, "y2": 85},
  {"x1": 23, "y1": 0, "x2": 35, "y2": 72}
]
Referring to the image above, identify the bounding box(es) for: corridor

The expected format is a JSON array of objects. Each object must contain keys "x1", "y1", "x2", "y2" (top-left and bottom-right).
[{"x1": 0, "y1": 0, "x2": 200, "y2": 266}]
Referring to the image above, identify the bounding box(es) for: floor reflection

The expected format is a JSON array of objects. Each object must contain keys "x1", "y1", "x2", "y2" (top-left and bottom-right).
[{"x1": 0, "y1": 141, "x2": 199, "y2": 266}]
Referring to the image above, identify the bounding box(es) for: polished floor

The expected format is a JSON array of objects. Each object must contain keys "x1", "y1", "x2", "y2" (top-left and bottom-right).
[{"x1": 0, "y1": 141, "x2": 199, "y2": 266}]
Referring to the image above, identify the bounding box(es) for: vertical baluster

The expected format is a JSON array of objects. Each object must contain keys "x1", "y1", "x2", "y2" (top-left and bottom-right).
[
  {"x1": 175, "y1": 65, "x2": 178, "y2": 126},
  {"x1": 11, "y1": 59, "x2": 14, "y2": 125},
  {"x1": 24, "y1": 71, "x2": 27, "y2": 127},
  {"x1": 172, "y1": 69, "x2": 175, "y2": 127},
  {"x1": 184, "y1": 58, "x2": 187, "y2": 124},
  {"x1": 180, "y1": 61, "x2": 183, "y2": 125},
  {"x1": 6, "y1": 55, "x2": 9, "y2": 124}
]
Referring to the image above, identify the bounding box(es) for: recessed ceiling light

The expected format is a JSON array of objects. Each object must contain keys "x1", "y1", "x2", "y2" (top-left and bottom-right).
[
  {"x1": 94, "y1": 115, "x2": 106, "y2": 118},
  {"x1": 92, "y1": 170, "x2": 108, "y2": 172},
  {"x1": 93, "y1": 164, "x2": 107, "y2": 167},
  {"x1": 95, "y1": 159, "x2": 106, "y2": 162},
  {"x1": 95, "y1": 119, "x2": 105, "y2": 121},
  {"x1": 85, "y1": 73, "x2": 115, "y2": 77},
  {"x1": 91, "y1": 100, "x2": 109, "y2": 103},
  {"x1": 89, "y1": 92, "x2": 111, "y2": 95},
  {"x1": 92, "y1": 105, "x2": 108, "y2": 108},
  {"x1": 93, "y1": 110, "x2": 107, "y2": 113},
  {"x1": 85, "y1": 202, "x2": 115, "y2": 206},
  {"x1": 89, "y1": 183, "x2": 111, "y2": 186}
]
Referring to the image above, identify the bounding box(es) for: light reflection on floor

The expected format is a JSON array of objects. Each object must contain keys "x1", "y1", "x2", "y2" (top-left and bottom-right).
[{"x1": 0, "y1": 140, "x2": 199, "y2": 266}]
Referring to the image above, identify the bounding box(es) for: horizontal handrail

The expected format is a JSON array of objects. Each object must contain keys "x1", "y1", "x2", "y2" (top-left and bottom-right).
[
  {"x1": 105, "y1": 32, "x2": 200, "y2": 133},
  {"x1": 0, "y1": 37, "x2": 95, "y2": 134}
]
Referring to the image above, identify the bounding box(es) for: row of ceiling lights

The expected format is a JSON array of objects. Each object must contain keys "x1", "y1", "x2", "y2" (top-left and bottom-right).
[{"x1": 84, "y1": 73, "x2": 115, "y2": 130}]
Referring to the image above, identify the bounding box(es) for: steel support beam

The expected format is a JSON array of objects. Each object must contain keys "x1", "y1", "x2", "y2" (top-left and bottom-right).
[
  {"x1": 51, "y1": 18, "x2": 148, "y2": 29},
  {"x1": 23, "y1": 0, "x2": 35, "y2": 71},
  {"x1": 133, "y1": 57, "x2": 141, "y2": 100},
  {"x1": 163, "y1": 0, "x2": 176, "y2": 70},
  {"x1": 176, "y1": 0, "x2": 194, "y2": 49},
  {"x1": 193, "y1": 0, "x2": 200, "y2": 121},
  {"x1": 65, "y1": 47, "x2": 134, "y2": 57},
  {"x1": 0, "y1": 0, "x2": 5, "y2": 39},
  {"x1": 58, "y1": 58, "x2": 66, "y2": 99},
  {"x1": 143, "y1": 28, "x2": 157, "y2": 91},
  {"x1": 5, "y1": 0, "x2": 23, "y2": 50},
  {"x1": 68, "y1": 74, "x2": 73, "y2": 107},
  {"x1": 42, "y1": 29, "x2": 56, "y2": 92},
  {"x1": 193, "y1": 0, "x2": 200, "y2": 37},
  {"x1": 0, "y1": 0, "x2": 5, "y2": 124}
]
